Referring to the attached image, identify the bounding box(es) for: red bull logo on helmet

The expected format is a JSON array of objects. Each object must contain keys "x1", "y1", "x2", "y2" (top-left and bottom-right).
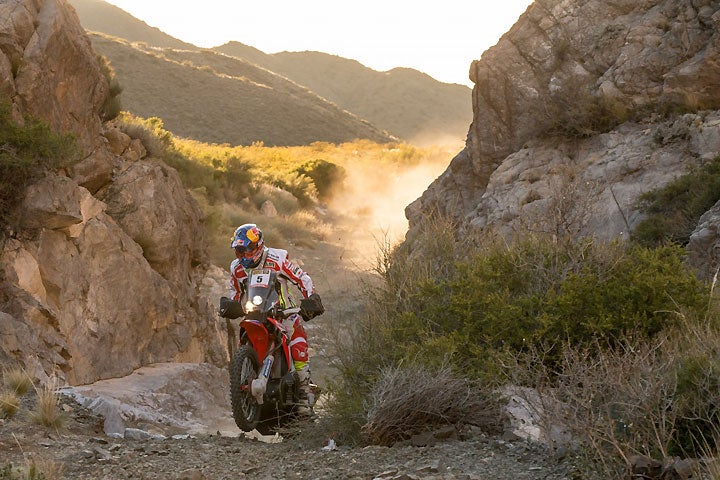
[{"x1": 247, "y1": 227, "x2": 260, "y2": 243}]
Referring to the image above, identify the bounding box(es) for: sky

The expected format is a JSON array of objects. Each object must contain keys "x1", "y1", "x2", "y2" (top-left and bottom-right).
[{"x1": 103, "y1": 0, "x2": 534, "y2": 87}]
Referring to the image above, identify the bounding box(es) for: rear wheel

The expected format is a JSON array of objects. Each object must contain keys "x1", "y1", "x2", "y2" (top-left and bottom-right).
[{"x1": 230, "y1": 345, "x2": 260, "y2": 432}]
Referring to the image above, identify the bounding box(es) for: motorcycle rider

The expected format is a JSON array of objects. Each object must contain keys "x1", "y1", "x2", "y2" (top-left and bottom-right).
[{"x1": 223, "y1": 223, "x2": 324, "y2": 415}]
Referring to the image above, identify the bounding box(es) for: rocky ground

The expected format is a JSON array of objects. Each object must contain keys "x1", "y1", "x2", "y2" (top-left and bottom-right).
[
  {"x1": 1, "y1": 389, "x2": 585, "y2": 480},
  {"x1": 0, "y1": 216, "x2": 590, "y2": 480}
]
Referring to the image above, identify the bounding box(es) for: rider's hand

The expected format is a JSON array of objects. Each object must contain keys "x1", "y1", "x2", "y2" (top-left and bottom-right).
[
  {"x1": 300, "y1": 293, "x2": 324, "y2": 321},
  {"x1": 219, "y1": 297, "x2": 245, "y2": 319}
]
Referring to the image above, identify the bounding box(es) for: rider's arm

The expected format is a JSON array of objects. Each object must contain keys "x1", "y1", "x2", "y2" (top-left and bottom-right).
[
  {"x1": 279, "y1": 256, "x2": 314, "y2": 299},
  {"x1": 229, "y1": 259, "x2": 248, "y2": 301}
]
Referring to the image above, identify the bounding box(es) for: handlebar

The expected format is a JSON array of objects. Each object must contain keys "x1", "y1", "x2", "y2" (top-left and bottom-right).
[{"x1": 281, "y1": 307, "x2": 301, "y2": 318}]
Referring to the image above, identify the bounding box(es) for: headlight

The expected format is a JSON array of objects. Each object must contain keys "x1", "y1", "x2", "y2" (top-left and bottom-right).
[{"x1": 245, "y1": 296, "x2": 263, "y2": 312}]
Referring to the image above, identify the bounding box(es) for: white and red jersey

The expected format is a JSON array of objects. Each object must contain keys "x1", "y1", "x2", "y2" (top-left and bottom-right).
[{"x1": 229, "y1": 247, "x2": 314, "y2": 304}]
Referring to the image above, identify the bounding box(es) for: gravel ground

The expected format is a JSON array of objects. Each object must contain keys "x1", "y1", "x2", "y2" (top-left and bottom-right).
[{"x1": 1, "y1": 392, "x2": 585, "y2": 480}]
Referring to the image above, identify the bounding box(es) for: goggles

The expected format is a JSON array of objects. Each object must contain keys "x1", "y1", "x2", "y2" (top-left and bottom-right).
[{"x1": 234, "y1": 243, "x2": 259, "y2": 256}]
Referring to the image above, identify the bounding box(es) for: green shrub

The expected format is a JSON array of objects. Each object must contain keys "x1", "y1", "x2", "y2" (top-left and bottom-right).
[
  {"x1": 294, "y1": 159, "x2": 346, "y2": 200},
  {"x1": 381, "y1": 234, "x2": 706, "y2": 366},
  {"x1": 115, "y1": 113, "x2": 173, "y2": 158},
  {"x1": 633, "y1": 157, "x2": 720, "y2": 247},
  {"x1": 269, "y1": 172, "x2": 317, "y2": 208},
  {"x1": 0, "y1": 99, "x2": 78, "y2": 230},
  {"x1": 326, "y1": 220, "x2": 711, "y2": 445}
]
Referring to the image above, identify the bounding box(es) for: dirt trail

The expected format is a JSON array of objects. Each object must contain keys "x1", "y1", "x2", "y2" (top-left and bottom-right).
[{"x1": 1, "y1": 389, "x2": 580, "y2": 480}]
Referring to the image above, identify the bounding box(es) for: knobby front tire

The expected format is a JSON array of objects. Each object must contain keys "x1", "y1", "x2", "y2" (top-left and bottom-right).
[{"x1": 230, "y1": 345, "x2": 261, "y2": 432}]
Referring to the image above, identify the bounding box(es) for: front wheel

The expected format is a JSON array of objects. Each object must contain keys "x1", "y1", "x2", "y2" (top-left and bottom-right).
[{"x1": 230, "y1": 345, "x2": 260, "y2": 432}]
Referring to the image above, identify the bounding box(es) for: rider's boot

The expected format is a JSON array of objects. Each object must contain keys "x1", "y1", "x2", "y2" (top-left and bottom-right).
[{"x1": 296, "y1": 365, "x2": 316, "y2": 417}]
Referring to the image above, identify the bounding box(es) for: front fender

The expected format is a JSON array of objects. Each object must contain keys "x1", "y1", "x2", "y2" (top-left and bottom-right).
[{"x1": 240, "y1": 319, "x2": 270, "y2": 359}]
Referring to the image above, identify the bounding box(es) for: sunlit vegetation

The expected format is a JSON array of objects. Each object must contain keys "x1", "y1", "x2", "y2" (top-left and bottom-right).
[
  {"x1": 115, "y1": 112, "x2": 453, "y2": 266},
  {"x1": 2, "y1": 367, "x2": 32, "y2": 396},
  {"x1": 97, "y1": 54, "x2": 123, "y2": 121}
]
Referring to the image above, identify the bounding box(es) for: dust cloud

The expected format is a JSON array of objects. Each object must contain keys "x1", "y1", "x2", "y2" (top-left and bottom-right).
[{"x1": 325, "y1": 148, "x2": 454, "y2": 270}]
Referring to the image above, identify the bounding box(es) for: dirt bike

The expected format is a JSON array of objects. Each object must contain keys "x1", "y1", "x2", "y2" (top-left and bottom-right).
[{"x1": 221, "y1": 268, "x2": 316, "y2": 435}]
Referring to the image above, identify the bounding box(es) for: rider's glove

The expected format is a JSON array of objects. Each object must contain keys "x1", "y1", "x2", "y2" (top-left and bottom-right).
[
  {"x1": 219, "y1": 296, "x2": 245, "y2": 319},
  {"x1": 300, "y1": 293, "x2": 324, "y2": 322}
]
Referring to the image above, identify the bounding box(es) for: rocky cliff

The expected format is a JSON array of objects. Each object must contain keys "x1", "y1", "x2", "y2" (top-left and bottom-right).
[
  {"x1": 407, "y1": 0, "x2": 720, "y2": 276},
  {"x1": 0, "y1": 0, "x2": 227, "y2": 385}
]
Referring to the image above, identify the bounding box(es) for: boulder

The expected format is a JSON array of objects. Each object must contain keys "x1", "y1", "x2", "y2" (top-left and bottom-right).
[
  {"x1": 69, "y1": 148, "x2": 115, "y2": 193},
  {"x1": 98, "y1": 160, "x2": 207, "y2": 290},
  {"x1": 20, "y1": 174, "x2": 84, "y2": 230}
]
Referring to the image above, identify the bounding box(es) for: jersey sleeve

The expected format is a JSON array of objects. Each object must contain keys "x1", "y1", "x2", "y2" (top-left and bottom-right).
[
  {"x1": 280, "y1": 256, "x2": 314, "y2": 298},
  {"x1": 229, "y1": 259, "x2": 248, "y2": 301}
]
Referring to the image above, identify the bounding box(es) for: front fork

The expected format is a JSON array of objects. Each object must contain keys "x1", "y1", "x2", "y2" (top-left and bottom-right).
[
  {"x1": 249, "y1": 336, "x2": 294, "y2": 405},
  {"x1": 251, "y1": 351, "x2": 274, "y2": 404}
]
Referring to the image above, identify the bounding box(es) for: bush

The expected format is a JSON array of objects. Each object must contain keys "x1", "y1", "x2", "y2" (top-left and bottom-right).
[
  {"x1": 633, "y1": 157, "x2": 720, "y2": 247},
  {"x1": 0, "y1": 99, "x2": 78, "y2": 231},
  {"x1": 507, "y1": 318, "x2": 720, "y2": 477},
  {"x1": 380, "y1": 233, "x2": 707, "y2": 368},
  {"x1": 325, "y1": 215, "x2": 711, "y2": 447},
  {"x1": 30, "y1": 377, "x2": 65, "y2": 429},
  {"x1": 363, "y1": 364, "x2": 503, "y2": 446},
  {"x1": 0, "y1": 390, "x2": 19, "y2": 419},
  {"x1": 2, "y1": 367, "x2": 32, "y2": 396},
  {"x1": 294, "y1": 159, "x2": 346, "y2": 200}
]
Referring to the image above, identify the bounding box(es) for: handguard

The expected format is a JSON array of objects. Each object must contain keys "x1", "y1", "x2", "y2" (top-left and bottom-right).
[
  {"x1": 219, "y1": 296, "x2": 245, "y2": 319},
  {"x1": 300, "y1": 293, "x2": 325, "y2": 322}
]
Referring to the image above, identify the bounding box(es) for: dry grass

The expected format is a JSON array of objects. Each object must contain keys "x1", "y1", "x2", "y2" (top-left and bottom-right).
[
  {"x1": 18, "y1": 455, "x2": 65, "y2": 480},
  {"x1": 30, "y1": 377, "x2": 65, "y2": 429},
  {"x1": 362, "y1": 364, "x2": 503, "y2": 446},
  {"x1": 505, "y1": 317, "x2": 720, "y2": 478},
  {"x1": 3, "y1": 367, "x2": 33, "y2": 396},
  {"x1": 0, "y1": 390, "x2": 20, "y2": 418}
]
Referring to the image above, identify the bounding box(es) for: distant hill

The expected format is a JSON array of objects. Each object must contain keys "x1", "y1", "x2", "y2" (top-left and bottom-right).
[
  {"x1": 88, "y1": 33, "x2": 394, "y2": 146},
  {"x1": 70, "y1": 0, "x2": 471, "y2": 147},
  {"x1": 69, "y1": 0, "x2": 195, "y2": 50},
  {"x1": 216, "y1": 43, "x2": 472, "y2": 146}
]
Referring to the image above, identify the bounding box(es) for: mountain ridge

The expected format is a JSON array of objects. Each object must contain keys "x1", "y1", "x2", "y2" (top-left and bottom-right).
[
  {"x1": 87, "y1": 32, "x2": 394, "y2": 146},
  {"x1": 217, "y1": 42, "x2": 472, "y2": 145},
  {"x1": 69, "y1": 0, "x2": 471, "y2": 146}
]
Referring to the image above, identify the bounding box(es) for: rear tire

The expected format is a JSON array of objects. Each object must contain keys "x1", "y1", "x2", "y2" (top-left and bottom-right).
[{"x1": 230, "y1": 345, "x2": 260, "y2": 432}]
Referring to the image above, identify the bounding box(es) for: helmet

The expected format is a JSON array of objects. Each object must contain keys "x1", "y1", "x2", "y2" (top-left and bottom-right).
[{"x1": 231, "y1": 224, "x2": 265, "y2": 268}]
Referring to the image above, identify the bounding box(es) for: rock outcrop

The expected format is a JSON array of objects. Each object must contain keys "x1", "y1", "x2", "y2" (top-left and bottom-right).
[
  {"x1": 0, "y1": 0, "x2": 226, "y2": 385},
  {"x1": 0, "y1": 0, "x2": 107, "y2": 153},
  {"x1": 407, "y1": 0, "x2": 720, "y2": 273}
]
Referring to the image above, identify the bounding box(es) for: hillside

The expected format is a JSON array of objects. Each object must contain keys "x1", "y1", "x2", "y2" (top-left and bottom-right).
[
  {"x1": 216, "y1": 43, "x2": 473, "y2": 146},
  {"x1": 87, "y1": 33, "x2": 394, "y2": 146},
  {"x1": 69, "y1": 0, "x2": 471, "y2": 146}
]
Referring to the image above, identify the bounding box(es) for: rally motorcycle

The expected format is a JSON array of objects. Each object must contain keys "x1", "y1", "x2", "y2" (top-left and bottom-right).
[{"x1": 219, "y1": 268, "x2": 318, "y2": 435}]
